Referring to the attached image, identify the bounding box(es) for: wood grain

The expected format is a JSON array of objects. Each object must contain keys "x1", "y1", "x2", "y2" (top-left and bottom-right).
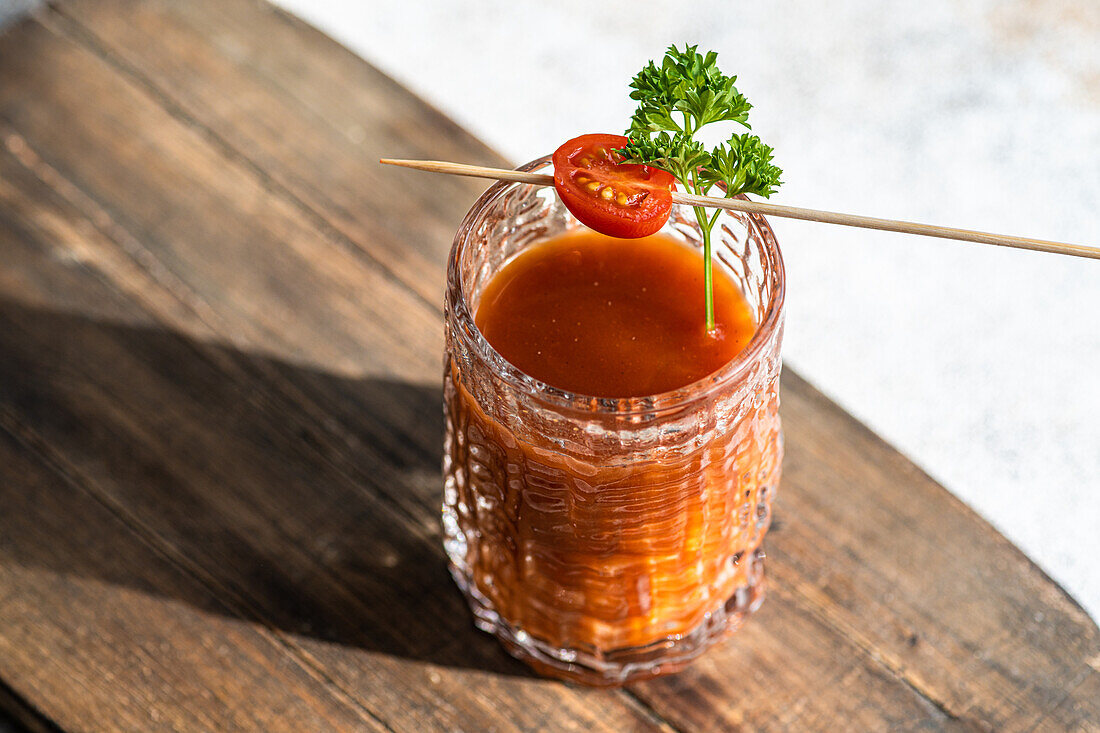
[
  {"x1": 0, "y1": 17, "x2": 668, "y2": 733},
  {"x1": 0, "y1": 1, "x2": 1094, "y2": 731}
]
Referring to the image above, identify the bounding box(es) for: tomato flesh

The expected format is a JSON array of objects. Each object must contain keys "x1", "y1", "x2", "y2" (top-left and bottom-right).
[{"x1": 552, "y1": 134, "x2": 675, "y2": 239}]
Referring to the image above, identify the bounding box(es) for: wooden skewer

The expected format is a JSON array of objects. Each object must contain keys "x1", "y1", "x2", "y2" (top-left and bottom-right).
[{"x1": 380, "y1": 158, "x2": 1100, "y2": 261}]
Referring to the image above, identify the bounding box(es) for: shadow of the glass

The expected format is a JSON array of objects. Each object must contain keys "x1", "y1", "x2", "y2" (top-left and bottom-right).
[{"x1": 0, "y1": 297, "x2": 532, "y2": 679}]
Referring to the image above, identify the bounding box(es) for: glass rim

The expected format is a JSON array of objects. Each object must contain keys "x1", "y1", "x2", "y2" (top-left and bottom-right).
[{"x1": 448, "y1": 155, "x2": 786, "y2": 416}]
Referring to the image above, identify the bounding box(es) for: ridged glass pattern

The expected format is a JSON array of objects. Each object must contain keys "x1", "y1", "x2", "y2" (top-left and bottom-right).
[{"x1": 443, "y1": 158, "x2": 785, "y2": 685}]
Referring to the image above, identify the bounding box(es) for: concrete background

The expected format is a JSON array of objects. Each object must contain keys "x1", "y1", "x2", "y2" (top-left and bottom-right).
[{"x1": 0, "y1": 0, "x2": 35, "y2": 29}]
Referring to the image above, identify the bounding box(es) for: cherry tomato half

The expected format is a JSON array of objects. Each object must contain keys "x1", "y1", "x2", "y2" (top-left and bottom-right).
[{"x1": 552, "y1": 133, "x2": 675, "y2": 239}]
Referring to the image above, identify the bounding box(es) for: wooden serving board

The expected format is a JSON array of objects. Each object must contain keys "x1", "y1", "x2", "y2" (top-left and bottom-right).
[{"x1": 0, "y1": 2, "x2": 1095, "y2": 730}]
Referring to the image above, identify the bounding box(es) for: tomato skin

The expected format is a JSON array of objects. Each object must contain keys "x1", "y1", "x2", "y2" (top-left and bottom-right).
[{"x1": 552, "y1": 134, "x2": 675, "y2": 239}]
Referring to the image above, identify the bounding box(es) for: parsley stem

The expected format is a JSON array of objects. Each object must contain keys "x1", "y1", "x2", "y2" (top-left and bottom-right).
[
  {"x1": 708, "y1": 209, "x2": 723, "y2": 229},
  {"x1": 687, "y1": 166, "x2": 716, "y2": 332},
  {"x1": 618, "y1": 45, "x2": 783, "y2": 332},
  {"x1": 694, "y1": 204, "x2": 716, "y2": 333}
]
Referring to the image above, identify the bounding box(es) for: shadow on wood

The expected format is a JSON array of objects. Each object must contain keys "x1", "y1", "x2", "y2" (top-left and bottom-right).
[{"x1": 0, "y1": 297, "x2": 535, "y2": 680}]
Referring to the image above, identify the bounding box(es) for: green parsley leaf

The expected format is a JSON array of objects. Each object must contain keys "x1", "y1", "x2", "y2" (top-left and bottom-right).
[
  {"x1": 615, "y1": 45, "x2": 782, "y2": 331},
  {"x1": 616, "y1": 131, "x2": 710, "y2": 185},
  {"x1": 700, "y1": 133, "x2": 783, "y2": 199}
]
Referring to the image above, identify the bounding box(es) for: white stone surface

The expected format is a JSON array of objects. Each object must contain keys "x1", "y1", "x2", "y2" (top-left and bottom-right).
[
  {"x1": 0, "y1": 0, "x2": 39, "y2": 29},
  {"x1": 276, "y1": 0, "x2": 1100, "y2": 621}
]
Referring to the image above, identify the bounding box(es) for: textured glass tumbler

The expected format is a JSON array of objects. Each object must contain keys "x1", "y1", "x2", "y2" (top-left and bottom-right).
[{"x1": 442, "y1": 157, "x2": 785, "y2": 686}]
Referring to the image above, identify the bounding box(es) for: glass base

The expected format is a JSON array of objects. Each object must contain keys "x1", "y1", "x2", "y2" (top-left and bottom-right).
[{"x1": 446, "y1": 559, "x2": 766, "y2": 687}]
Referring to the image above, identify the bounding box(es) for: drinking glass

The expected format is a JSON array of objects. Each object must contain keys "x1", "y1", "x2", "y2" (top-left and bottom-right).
[{"x1": 442, "y1": 156, "x2": 785, "y2": 685}]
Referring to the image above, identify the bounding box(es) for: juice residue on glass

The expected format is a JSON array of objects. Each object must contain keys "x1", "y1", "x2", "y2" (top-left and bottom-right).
[{"x1": 474, "y1": 230, "x2": 756, "y2": 397}]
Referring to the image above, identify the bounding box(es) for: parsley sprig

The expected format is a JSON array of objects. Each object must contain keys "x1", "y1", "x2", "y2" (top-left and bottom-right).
[{"x1": 616, "y1": 45, "x2": 782, "y2": 331}]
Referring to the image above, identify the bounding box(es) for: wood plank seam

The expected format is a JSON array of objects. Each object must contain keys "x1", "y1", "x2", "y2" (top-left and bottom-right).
[
  {"x1": 50, "y1": 0, "x2": 1093, "y2": 630},
  {"x1": 0, "y1": 29, "x2": 754, "y2": 728},
  {"x1": 5, "y1": 11, "x2": 454, "y2": 521},
  {"x1": 797, "y1": 369, "x2": 1097, "y2": 629},
  {"x1": 36, "y1": 4, "x2": 1100, "y2": 717},
  {"x1": 623, "y1": 582, "x2": 967, "y2": 731},
  {"x1": 263, "y1": 2, "x2": 508, "y2": 177},
  {"x1": 0, "y1": 129, "x2": 240, "y2": 343},
  {"x1": 0, "y1": 143, "x2": 677, "y2": 726},
  {"x1": 0, "y1": 125, "x2": 439, "y2": 530},
  {"x1": 41, "y1": 3, "x2": 443, "y2": 318},
  {"x1": 0, "y1": 405, "x2": 398, "y2": 733},
  {"x1": 617, "y1": 691, "x2": 687, "y2": 733},
  {"x1": 0, "y1": 16, "x2": 685, "y2": 729},
  {"x1": 769, "y1": 511, "x2": 1027, "y2": 719},
  {"x1": 4, "y1": 2, "x2": 1092, "y2": 727},
  {"x1": 0, "y1": 126, "x2": 663, "y2": 730},
  {"x1": 1022, "y1": 669, "x2": 1096, "y2": 733},
  {"x1": 0, "y1": 677, "x2": 63, "y2": 733},
  {"x1": 773, "y1": 583, "x2": 967, "y2": 725}
]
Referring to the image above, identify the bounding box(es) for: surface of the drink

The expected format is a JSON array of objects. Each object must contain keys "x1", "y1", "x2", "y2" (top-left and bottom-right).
[{"x1": 474, "y1": 230, "x2": 756, "y2": 397}]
